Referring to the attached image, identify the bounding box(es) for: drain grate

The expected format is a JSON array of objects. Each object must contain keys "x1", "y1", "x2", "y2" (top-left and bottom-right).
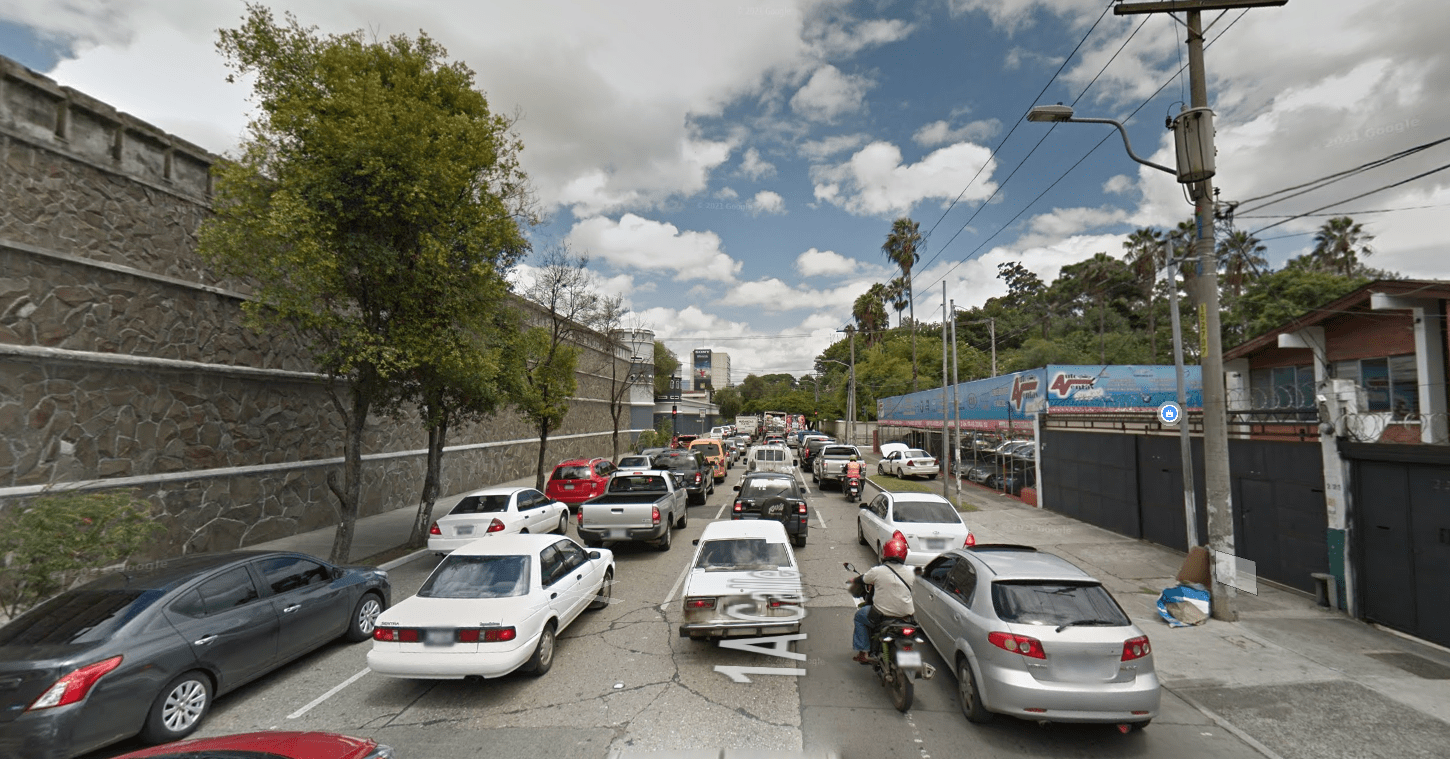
[{"x1": 1365, "y1": 651, "x2": 1450, "y2": 679}]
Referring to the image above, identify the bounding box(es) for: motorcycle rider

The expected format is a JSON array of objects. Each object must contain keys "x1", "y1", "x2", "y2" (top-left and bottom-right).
[
  {"x1": 851, "y1": 537, "x2": 914, "y2": 663},
  {"x1": 844, "y1": 454, "x2": 864, "y2": 482}
]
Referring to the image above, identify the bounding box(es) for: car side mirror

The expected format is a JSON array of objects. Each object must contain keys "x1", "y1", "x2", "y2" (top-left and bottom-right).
[
  {"x1": 915, "y1": 566, "x2": 924, "y2": 576},
  {"x1": 692, "y1": 539, "x2": 700, "y2": 546},
  {"x1": 858, "y1": 502, "x2": 869, "y2": 508},
  {"x1": 733, "y1": 485, "x2": 741, "y2": 491},
  {"x1": 331, "y1": 566, "x2": 344, "y2": 580},
  {"x1": 588, "y1": 550, "x2": 602, "y2": 560}
]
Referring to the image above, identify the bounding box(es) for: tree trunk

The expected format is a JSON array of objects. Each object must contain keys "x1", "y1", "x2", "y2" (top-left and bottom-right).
[
  {"x1": 408, "y1": 409, "x2": 448, "y2": 549},
  {"x1": 327, "y1": 387, "x2": 368, "y2": 564},
  {"x1": 535, "y1": 420, "x2": 552, "y2": 491}
]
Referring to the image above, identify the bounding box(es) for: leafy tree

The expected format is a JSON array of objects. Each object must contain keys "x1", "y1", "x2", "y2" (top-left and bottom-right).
[
  {"x1": 713, "y1": 386, "x2": 743, "y2": 420},
  {"x1": 853, "y1": 286, "x2": 889, "y2": 341},
  {"x1": 1123, "y1": 228, "x2": 1165, "y2": 362},
  {"x1": 1312, "y1": 216, "x2": 1375, "y2": 277},
  {"x1": 884, "y1": 276, "x2": 909, "y2": 328},
  {"x1": 882, "y1": 217, "x2": 924, "y2": 389},
  {"x1": 592, "y1": 297, "x2": 635, "y2": 458},
  {"x1": 202, "y1": 6, "x2": 531, "y2": 562},
  {"x1": 1218, "y1": 229, "x2": 1268, "y2": 299},
  {"x1": 1230, "y1": 265, "x2": 1371, "y2": 339},
  {"x1": 653, "y1": 341, "x2": 680, "y2": 398}
]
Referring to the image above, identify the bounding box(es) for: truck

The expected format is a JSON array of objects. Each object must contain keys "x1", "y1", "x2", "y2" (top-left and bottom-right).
[
  {"x1": 812, "y1": 443, "x2": 862, "y2": 490},
  {"x1": 577, "y1": 470, "x2": 689, "y2": 551},
  {"x1": 735, "y1": 415, "x2": 760, "y2": 439}
]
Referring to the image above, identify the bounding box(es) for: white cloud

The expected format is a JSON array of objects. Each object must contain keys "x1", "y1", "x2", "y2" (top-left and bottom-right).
[
  {"x1": 738, "y1": 147, "x2": 776, "y2": 180},
  {"x1": 1103, "y1": 174, "x2": 1134, "y2": 195},
  {"x1": 790, "y1": 65, "x2": 873, "y2": 122},
  {"x1": 750, "y1": 190, "x2": 786, "y2": 215},
  {"x1": 641, "y1": 307, "x2": 842, "y2": 378},
  {"x1": 1015, "y1": 206, "x2": 1131, "y2": 249},
  {"x1": 715, "y1": 187, "x2": 740, "y2": 199},
  {"x1": 718, "y1": 276, "x2": 881, "y2": 314},
  {"x1": 912, "y1": 118, "x2": 1002, "y2": 147},
  {"x1": 944, "y1": 0, "x2": 1102, "y2": 34},
  {"x1": 805, "y1": 18, "x2": 915, "y2": 59},
  {"x1": 799, "y1": 133, "x2": 871, "y2": 161},
  {"x1": 1004, "y1": 45, "x2": 1064, "y2": 71},
  {"x1": 811, "y1": 140, "x2": 998, "y2": 216},
  {"x1": 567, "y1": 214, "x2": 742, "y2": 282},
  {"x1": 795, "y1": 248, "x2": 856, "y2": 278}
]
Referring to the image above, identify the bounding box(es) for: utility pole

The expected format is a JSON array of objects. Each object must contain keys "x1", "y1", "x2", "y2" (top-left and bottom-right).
[
  {"x1": 950, "y1": 300, "x2": 961, "y2": 505},
  {"x1": 987, "y1": 318, "x2": 996, "y2": 377},
  {"x1": 849, "y1": 329, "x2": 857, "y2": 447},
  {"x1": 1114, "y1": 0, "x2": 1289, "y2": 621},
  {"x1": 941, "y1": 282, "x2": 950, "y2": 500},
  {"x1": 1166, "y1": 241, "x2": 1199, "y2": 548}
]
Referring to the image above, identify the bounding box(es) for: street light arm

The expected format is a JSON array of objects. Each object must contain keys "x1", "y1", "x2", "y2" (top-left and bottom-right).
[{"x1": 1068, "y1": 117, "x2": 1176, "y2": 176}]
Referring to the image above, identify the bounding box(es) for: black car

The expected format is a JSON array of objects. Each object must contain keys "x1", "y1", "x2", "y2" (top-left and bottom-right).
[
  {"x1": 730, "y1": 472, "x2": 809, "y2": 548},
  {"x1": 652, "y1": 450, "x2": 713, "y2": 505},
  {"x1": 0, "y1": 551, "x2": 391, "y2": 759},
  {"x1": 800, "y1": 437, "x2": 836, "y2": 470}
]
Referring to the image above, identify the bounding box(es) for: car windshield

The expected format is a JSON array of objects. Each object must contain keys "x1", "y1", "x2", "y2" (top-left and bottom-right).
[
  {"x1": 694, "y1": 539, "x2": 792, "y2": 570},
  {"x1": 609, "y1": 475, "x2": 669, "y2": 493},
  {"x1": 0, "y1": 589, "x2": 153, "y2": 645},
  {"x1": 892, "y1": 501, "x2": 962, "y2": 524},
  {"x1": 551, "y1": 466, "x2": 591, "y2": 481},
  {"x1": 904, "y1": 449, "x2": 931, "y2": 458},
  {"x1": 694, "y1": 444, "x2": 722, "y2": 457},
  {"x1": 991, "y1": 582, "x2": 1131, "y2": 627},
  {"x1": 418, "y1": 555, "x2": 531, "y2": 599},
  {"x1": 450, "y1": 494, "x2": 510, "y2": 514},
  {"x1": 823, "y1": 446, "x2": 856, "y2": 457}
]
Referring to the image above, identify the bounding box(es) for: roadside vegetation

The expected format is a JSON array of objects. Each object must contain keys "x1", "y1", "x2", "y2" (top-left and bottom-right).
[{"x1": 866, "y1": 474, "x2": 979, "y2": 512}]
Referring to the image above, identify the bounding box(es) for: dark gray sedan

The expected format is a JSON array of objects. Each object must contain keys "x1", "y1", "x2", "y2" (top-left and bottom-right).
[{"x1": 0, "y1": 551, "x2": 390, "y2": 759}]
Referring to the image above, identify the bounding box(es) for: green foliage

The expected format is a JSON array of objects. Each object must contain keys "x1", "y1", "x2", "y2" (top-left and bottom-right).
[
  {"x1": 515, "y1": 326, "x2": 579, "y2": 431},
  {"x1": 653, "y1": 341, "x2": 680, "y2": 398},
  {"x1": 1230, "y1": 266, "x2": 1371, "y2": 339},
  {"x1": 713, "y1": 386, "x2": 742, "y2": 420},
  {"x1": 0, "y1": 491, "x2": 164, "y2": 618}
]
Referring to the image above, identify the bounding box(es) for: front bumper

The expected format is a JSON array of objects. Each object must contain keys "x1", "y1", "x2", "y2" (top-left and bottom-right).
[
  {"x1": 980, "y1": 662, "x2": 1161, "y2": 722},
  {"x1": 367, "y1": 635, "x2": 538, "y2": 679}
]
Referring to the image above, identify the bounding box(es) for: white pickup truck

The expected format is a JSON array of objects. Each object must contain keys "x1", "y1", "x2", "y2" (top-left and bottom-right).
[
  {"x1": 577, "y1": 471, "x2": 689, "y2": 551},
  {"x1": 812, "y1": 444, "x2": 862, "y2": 490}
]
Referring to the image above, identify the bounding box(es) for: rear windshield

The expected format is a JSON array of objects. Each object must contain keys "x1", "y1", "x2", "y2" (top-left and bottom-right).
[
  {"x1": 0, "y1": 589, "x2": 152, "y2": 645},
  {"x1": 419, "y1": 555, "x2": 530, "y2": 599},
  {"x1": 892, "y1": 501, "x2": 962, "y2": 524},
  {"x1": 693, "y1": 444, "x2": 722, "y2": 457},
  {"x1": 609, "y1": 475, "x2": 669, "y2": 493},
  {"x1": 904, "y1": 449, "x2": 931, "y2": 458},
  {"x1": 755, "y1": 449, "x2": 786, "y2": 462},
  {"x1": 551, "y1": 466, "x2": 591, "y2": 481},
  {"x1": 823, "y1": 446, "x2": 857, "y2": 457},
  {"x1": 991, "y1": 582, "x2": 1131, "y2": 627},
  {"x1": 450, "y1": 494, "x2": 510, "y2": 514},
  {"x1": 740, "y1": 477, "x2": 795, "y2": 498},
  {"x1": 694, "y1": 539, "x2": 792, "y2": 570},
  {"x1": 653, "y1": 455, "x2": 699, "y2": 471}
]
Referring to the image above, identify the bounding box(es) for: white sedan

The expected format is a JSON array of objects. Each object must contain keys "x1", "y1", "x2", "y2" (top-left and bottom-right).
[
  {"x1": 858, "y1": 491, "x2": 975, "y2": 567},
  {"x1": 879, "y1": 448, "x2": 940, "y2": 479},
  {"x1": 679, "y1": 520, "x2": 804, "y2": 640},
  {"x1": 369, "y1": 534, "x2": 613, "y2": 679},
  {"x1": 428, "y1": 487, "x2": 570, "y2": 554}
]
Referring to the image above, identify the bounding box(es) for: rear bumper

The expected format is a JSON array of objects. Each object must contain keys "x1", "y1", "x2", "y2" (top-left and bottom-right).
[
  {"x1": 428, "y1": 535, "x2": 488, "y2": 553},
  {"x1": 679, "y1": 620, "x2": 802, "y2": 638},
  {"x1": 578, "y1": 523, "x2": 668, "y2": 543},
  {"x1": 901, "y1": 465, "x2": 940, "y2": 476},
  {"x1": 367, "y1": 636, "x2": 538, "y2": 679},
  {"x1": 0, "y1": 704, "x2": 106, "y2": 759},
  {"x1": 980, "y1": 662, "x2": 1161, "y2": 722}
]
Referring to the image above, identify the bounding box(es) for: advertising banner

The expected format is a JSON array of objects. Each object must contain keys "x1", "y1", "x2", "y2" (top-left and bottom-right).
[{"x1": 694, "y1": 349, "x2": 713, "y2": 391}]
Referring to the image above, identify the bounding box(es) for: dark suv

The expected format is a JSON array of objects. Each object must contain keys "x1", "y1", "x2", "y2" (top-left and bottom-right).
[
  {"x1": 652, "y1": 450, "x2": 713, "y2": 505},
  {"x1": 730, "y1": 472, "x2": 809, "y2": 548},
  {"x1": 800, "y1": 437, "x2": 836, "y2": 471}
]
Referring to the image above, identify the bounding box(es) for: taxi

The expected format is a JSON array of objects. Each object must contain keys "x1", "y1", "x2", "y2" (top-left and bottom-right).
[{"x1": 689, "y1": 437, "x2": 729, "y2": 483}]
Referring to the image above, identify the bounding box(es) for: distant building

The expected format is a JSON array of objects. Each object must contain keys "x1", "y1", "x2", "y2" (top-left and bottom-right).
[
  {"x1": 712, "y1": 351, "x2": 731, "y2": 389},
  {"x1": 692, "y1": 349, "x2": 731, "y2": 391}
]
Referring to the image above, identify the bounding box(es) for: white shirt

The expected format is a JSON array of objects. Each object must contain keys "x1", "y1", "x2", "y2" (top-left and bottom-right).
[{"x1": 863, "y1": 564, "x2": 914, "y2": 618}]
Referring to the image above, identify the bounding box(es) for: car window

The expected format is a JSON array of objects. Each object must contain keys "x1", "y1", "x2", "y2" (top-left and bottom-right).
[
  {"x1": 169, "y1": 589, "x2": 207, "y2": 619},
  {"x1": 823, "y1": 446, "x2": 856, "y2": 457},
  {"x1": 555, "y1": 540, "x2": 589, "y2": 572},
  {"x1": 596, "y1": 461, "x2": 615, "y2": 477},
  {"x1": 418, "y1": 555, "x2": 530, "y2": 599},
  {"x1": 694, "y1": 539, "x2": 792, "y2": 570},
  {"x1": 451, "y1": 494, "x2": 510, "y2": 514},
  {"x1": 516, "y1": 492, "x2": 543, "y2": 510},
  {"x1": 0, "y1": 589, "x2": 151, "y2": 645},
  {"x1": 198, "y1": 567, "x2": 262, "y2": 612},
  {"x1": 618, "y1": 457, "x2": 650, "y2": 469},
  {"x1": 610, "y1": 474, "x2": 669, "y2": 492},
  {"x1": 538, "y1": 545, "x2": 565, "y2": 586},
  {"x1": 922, "y1": 556, "x2": 956, "y2": 587},
  {"x1": 256, "y1": 557, "x2": 331, "y2": 595},
  {"x1": 891, "y1": 501, "x2": 962, "y2": 524},
  {"x1": 552, "y1": 466, "x2": 591, "y2": 480},
  {"x1": 905, "y1": 449, "x2": 931, "y2": 458},
  {"x1": 693, "y1": 443, "x2": 722, "y2": 458},
  {"x1": 945, "y1": 560, "x2": 978, "y2": 605},
  {"x1": 741, "y1": 477, "x2": 795, "y2": 498},
  {"x1": 991, "y1": 582, "x2": 1131, "y2": 627}
]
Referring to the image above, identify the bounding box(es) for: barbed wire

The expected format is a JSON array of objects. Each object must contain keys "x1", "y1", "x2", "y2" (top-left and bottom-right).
[{"x1": 1340, "y1": 412, "x2": 1450, "y2": 445}]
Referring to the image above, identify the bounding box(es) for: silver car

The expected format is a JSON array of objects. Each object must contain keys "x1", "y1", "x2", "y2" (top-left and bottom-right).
[{"x1": 913, "y1": 545, "x2": 1159, "y2": 729}]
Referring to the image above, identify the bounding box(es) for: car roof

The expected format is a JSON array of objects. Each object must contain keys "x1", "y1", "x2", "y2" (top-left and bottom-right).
[
  {"x1": 450, "y1": 533, "x2": 582, "y2": 556},
  {"x1": 74, "y1": 551, "x2": 282, "y2": 593},
  {"x1": 699, "y1": 519, "x2": 790, "y2": 541},
  {"x1": 960, "y1": 547, "x2": 1097, "y2": 582},
  {"x1": 884, "y1": 491, "x2": 952, "y2": 505},
  {"x1": 741, "y1": 471, "x2": 794, "y2": 481},
  {"x1": 459, "y1": 486, "x2": 530, "y2": 497}
]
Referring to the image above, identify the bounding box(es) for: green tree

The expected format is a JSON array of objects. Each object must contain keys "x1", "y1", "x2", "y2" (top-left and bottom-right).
[
  {"x1": 653, "y1": 341, "x2": 680, "y2": 398},
  {"x1": 882, "y1": 217, "x2": 923, "y2": 389},
  {"x1": 853, "y1": 286, "x2": 889, "y2": 342},
  {"x1": 1123, "y1": 227, "x2": 1165, "y2": 362},
  {"x1": 1312, "y1": 216, "x2": 1375, "y2": 277},
  {"x1": 202, "y1": 6, "x2": 531, "y2": 562},
  {"x1": 1231, "y1": 265, "x2": 1371, "y2": 340},
  {"x1": 713, "y1": 386, "x2": 743, "y2": 420}
]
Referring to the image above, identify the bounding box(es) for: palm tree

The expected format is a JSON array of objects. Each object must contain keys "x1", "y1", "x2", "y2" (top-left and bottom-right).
[
  {"x1": 1312, "y1": 216, "x2": 1374, "y2": 277},
  {"x1": 884, "y1": 276, "x2": 909, "y2": 328},
  {"x1": 1122, "y1": 227, "x2": 1164, "y2": 363},
  {"x1": 1217, "y1": 230, "x2": 1267, "y2": 299},
  {"x1": 853, "y1": 283, "x2": 890, "y2": 344},
  {"x1": 882, "y1": 218, "x2": 923, "y2": 390}
]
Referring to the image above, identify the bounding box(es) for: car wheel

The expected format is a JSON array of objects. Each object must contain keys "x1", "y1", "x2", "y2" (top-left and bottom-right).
[
  {"x1": 141, "y1": 671, "x2": 212, "y2": 743},
  {"x1": 958, "y1": 659, "x2": 993, "y2": 723},
  {"x1": 344, "y1": 592, "x2": 384, "y2": 642},
  {"x1": 656, "y1": 521, "x2": 672, "y2": 551},
  {"x1": 522, "y1": 622, "x2": 556, "y2": 677},
  {"x1": 556, "y1": 512, "x2": 569, "y2": 534},
  {"x1": 676, "y1": 506, "x2": 687, "y2": 529},
  {"x1": 857, "y1": 519, "x2": 868, "y2": 546},
  {"x1": 793, "y1": 533, "x2": 806, "y2": 548},
  {"x1": 588, "y1": 569, "x2": 613, "y2": 610}
]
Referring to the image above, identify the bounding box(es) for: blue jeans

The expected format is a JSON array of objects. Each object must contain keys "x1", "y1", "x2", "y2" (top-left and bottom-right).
[{"x1": 853, "y1": 605, "x2": 875, "y2": 652}]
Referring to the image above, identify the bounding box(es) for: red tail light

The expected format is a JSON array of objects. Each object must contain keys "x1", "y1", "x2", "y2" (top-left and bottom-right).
[
  {"x1": 892, "y1": 530, "x2": 906, "y2": 543},
  {"x1": 1121, "y1": 635, "x2": 1152, "y2": 661},
  {"x1": 964, "y1": 533, "x2": 976, "y2": 547},
  {"x1": 685, "y1": 597, "x2": 716, "y2": 609},
  {"x1": 768, "y1": 598, "x2": 799, "y2": 608},
  {"x1": 906, "y1": 460, "x2": 914, "y2": 467},
  {"x1": 900, "y1": 627, "x2": 916, "y2": 637},
  {"x1": 429, "y1": 522, "x2": 441, "y2": 535},
  {"x1": 733, "y1": 502, "x2": 742, "y2": 512},
  {"x1": 373, "y1": 628, "x2": 420, "y2": 643},
  {"x1": 797, "y1": 502, "x2": 808, "y2": 514},
  {"x1": 457, "y1": 627, "x2": 518, "y2": 643},
  {"x1": 27, "y1": 656, "x2": 123, "y2": 711},
  {"x1": 486, "y1": 518, "x2": 505, "y2": 533},
  {"x1": 988, "y1": 631, "x2": 1046, "y2": 659},
  {"x1": 652, "y1": 506, "x2": 661, "y2": 524},
  {"x1": 577, "y1": 510, "x2": 584, "y2": 526}
]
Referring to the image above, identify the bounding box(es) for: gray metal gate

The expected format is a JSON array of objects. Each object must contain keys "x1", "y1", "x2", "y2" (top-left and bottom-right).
[{"x1": 1040, "y1": 430, "x2": 1140, "y2": 538}]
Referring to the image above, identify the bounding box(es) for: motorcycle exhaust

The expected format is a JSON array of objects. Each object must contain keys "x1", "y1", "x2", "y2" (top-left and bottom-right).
[{"x1": 917, "y1": 662, "x2": 936, "y2": 680}]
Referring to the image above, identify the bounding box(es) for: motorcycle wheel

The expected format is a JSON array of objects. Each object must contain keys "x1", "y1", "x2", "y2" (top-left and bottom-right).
[{"x1": 890, "y1": 664, "x2": 914, "y2": 712}]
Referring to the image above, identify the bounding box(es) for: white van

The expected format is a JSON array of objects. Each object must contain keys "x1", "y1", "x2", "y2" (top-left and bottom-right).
[{"x1": 747, "y1": 444, "x2": 793, "y2": 475}]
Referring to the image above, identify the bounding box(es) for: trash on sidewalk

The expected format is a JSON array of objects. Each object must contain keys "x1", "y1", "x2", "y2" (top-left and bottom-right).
[
  {"x1": 1157, "y1": 583, "x2": 1211, "y2": 627},
  {"x1": 1177, "y1": 545, "x2": 1211, "y2": 586}
]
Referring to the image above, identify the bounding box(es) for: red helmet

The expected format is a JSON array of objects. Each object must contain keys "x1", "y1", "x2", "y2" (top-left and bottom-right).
[{"x1": 882, "y1": 537, "x2": 909, "y2": 563}]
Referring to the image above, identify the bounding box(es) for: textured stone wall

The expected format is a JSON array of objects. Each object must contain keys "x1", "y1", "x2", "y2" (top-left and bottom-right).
[{"x1": 0, "y1": 55, "x2": 641, "y2": 561}]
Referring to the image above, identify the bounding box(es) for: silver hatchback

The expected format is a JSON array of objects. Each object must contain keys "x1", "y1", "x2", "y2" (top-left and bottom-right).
[{"x1": 912, "y1": 545, "x2": 1159, "y2": 729}]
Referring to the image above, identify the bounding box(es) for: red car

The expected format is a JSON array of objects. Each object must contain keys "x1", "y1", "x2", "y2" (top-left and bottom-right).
[
  {"x1": 545, "y1": 457, "x2": 617, "y2": 512},
  {"x1": 112, "y1": 731, "x2": 393, "y2": 759}
]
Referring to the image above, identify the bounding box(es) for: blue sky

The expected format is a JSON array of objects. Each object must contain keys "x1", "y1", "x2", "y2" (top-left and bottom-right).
[{"x1": 4, "y1": 0, "x2": 1447, "y2": 378}]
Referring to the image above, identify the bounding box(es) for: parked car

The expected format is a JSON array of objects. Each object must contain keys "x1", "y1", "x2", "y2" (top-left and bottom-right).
[
  {"x1": 678, "y1": 520, "x2": 803, "y2": 640},
  {"x1": 879, "y1": 448, "x2": 940, "y2": 480},
  {"x1": 746, "y1": 443, "x2": 793, "y2": 475},
  {"x1": 651, "y1": 449, "x2": 713, "y2": 504},
  {"x1": 576, "y1": 470, "x2": 689, "y2": 550},
  {"x1": 368, "y1": 534, "x2": 612, "y2": 680},
  {"x1": 111, "y1": 731, "x2": 393, "y2": 759},
  {"x1": 912, "y1": 545, "x2": 1159, "y2": 728},
  {"x1": 428, "y1": 487, "x2": 570, "y2": 554},
  {"x1": 544, "y1": 458, "x2": 617, "y2": 513},
  {"x1": 0, "y1": 552, "x2": 390, "y2": 759},
  {"x1": 878, "y1": 442, "x2": 909, "y2": 461},
  {"x1": 858, "y1": 491, "x2": 975, "y2": 566},
  {"x1": 731, "y1": 472, "x2": 809, "y2": 547},
  {"x1": 617, "y1": 454, "x2": 653, "y2": 470},
  {"x1": 812, "y1": 444, "x2": 862, "y2": 490},
  {"x1": 689, "y1": 438, "x2": 729, "y2": 483}
]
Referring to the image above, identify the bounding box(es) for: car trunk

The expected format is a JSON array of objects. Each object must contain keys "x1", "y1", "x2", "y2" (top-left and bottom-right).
[
  {"x1": 1020, "y1": 624, "x2": 1139, "y2": 684},
  {"x1": 377, "y1": 598, "x2": 528, "y2": 656},
  {"x1": 682, "y1": 572, "x2": 803, "y2": 626},
  {"x1": 437, "y1": 514, "x2": 501, "y2": 539},
  {"x1": 0, "y1": 649, "x2": 83, "y2": 724}
]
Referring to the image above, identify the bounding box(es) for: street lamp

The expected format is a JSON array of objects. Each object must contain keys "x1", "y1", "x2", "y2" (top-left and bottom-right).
[{"x1": 1026, "y1": 105, "x2": 1178, "y2": 177}]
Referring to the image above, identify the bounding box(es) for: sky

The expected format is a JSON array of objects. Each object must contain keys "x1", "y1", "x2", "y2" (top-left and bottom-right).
[{"x1": 3, "y1": 0, "x2": 1447, "y2": 380}]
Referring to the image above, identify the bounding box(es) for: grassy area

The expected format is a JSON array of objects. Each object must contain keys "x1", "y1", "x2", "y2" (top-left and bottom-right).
[{"x1": 867, "y1": 474, "x2": 979, "y2": 512}]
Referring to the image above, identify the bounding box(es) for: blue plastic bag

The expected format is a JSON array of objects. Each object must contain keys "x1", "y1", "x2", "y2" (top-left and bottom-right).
[{"x1": 1157, "y1": 583, "x2": 1211, "y2": 627}]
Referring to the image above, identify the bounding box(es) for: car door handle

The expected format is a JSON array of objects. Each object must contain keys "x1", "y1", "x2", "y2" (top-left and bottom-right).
[
  {"x1": 550, "y1": 593, "x2": 558, "y2": 599},
  {"x1": 195, "y1": 634, "x2": 218, "y2": 646},
  {"x1": 576, "y1": 574, "x2": 583, "y2": 580},
  {"x1": 283, "y1": 604, "x2": 301, "y2": 613}
]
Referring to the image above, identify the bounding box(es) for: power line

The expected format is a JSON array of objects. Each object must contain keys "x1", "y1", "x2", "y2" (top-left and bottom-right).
[
  {"x1": 1235, "y1": 201, "x2": 1450, "y2": 219},
  {"x1": 1249, "y1": 160, "x2": 1450, "y2": 236},
  {"x1": 1234, "y1": 134, "x2": 1450, "y2": 215}
]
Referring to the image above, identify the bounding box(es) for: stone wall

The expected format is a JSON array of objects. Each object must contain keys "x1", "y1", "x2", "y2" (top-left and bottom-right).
[{"x1": 0, "y1": 55, "x2": 645, "y2": 561}]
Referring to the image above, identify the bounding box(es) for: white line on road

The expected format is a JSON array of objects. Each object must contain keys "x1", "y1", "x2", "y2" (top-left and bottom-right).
[
  {"x1": 287, "y1": 668, "x2": 370, "y2": 719},
  {"x1": 661, "y1": 550, "x2": 693, "y2": 607}
]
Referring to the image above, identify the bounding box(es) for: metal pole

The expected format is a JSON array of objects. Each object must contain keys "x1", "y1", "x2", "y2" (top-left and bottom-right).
[
  {"x1": 942, "y1": 282, "x2": 950, "y2": 499},
  {"x1": 950, "y1": 300, "x2": 961, "y2": 504},
  {"x1": 849, "y1": 330, "x2": 857, "y2": 447},
  {"x1": 1186, "y1": 9, "x2": 1237, "y2": 620},
  {"x1": 989, "y1": 318, "x2": 997, "y2": 377},
  {"x1": 1166, "y1": 242, "x2": 1199, "y2": 549}
]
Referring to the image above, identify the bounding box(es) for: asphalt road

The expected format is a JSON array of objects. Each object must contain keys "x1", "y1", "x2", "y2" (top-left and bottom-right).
[{"x1": 82, "y1": 454, "x2": 1272, "y2": 759}]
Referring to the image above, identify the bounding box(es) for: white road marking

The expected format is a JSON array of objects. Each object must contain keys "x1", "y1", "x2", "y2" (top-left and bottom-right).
[
  {"x1": 287, "y1": 668, "x2": 369, "y2": 719},
  {"x1": 661, "y1": 549, "x2": 694, "y2": 607}
]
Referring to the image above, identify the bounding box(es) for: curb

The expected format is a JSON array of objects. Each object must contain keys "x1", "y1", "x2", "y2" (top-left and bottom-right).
[{"x1": 379, "y1": 548, "x2": 433, "y2": 571}]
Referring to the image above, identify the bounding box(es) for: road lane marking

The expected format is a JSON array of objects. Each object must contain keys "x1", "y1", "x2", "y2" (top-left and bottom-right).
[{"x1": 287, "y1": 667, "x2": 369, "y2": 719}]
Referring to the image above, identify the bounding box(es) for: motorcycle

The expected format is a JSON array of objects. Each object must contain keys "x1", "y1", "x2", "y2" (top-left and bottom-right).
[
  {"x1": 844, "y1": 473, "x2": 861, "y2": 502},
  {"x1": 844, "y1": 562, "x2": 935, "y2": 712}
]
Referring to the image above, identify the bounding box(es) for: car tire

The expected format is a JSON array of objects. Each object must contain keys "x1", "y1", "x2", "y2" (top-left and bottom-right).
[
  {"x1": 793, "y1": 533, "x2": 806, "y2": 548},
  {"x1": 588, "y1": 569, "x2": 613, "y2": 610},
  {"x1": 556, "y1": 512, "x2": 569, "y2": 534},
  {"x1": 676, "y1": 506, "x2": 687, "y2": 529},
  {"x1": 857, "y1": 519, "x2": 868, "y2": 546},
  {"x1": 344, "y1": 592, "x2": 384, "y2": 642},
  {"x1": 522, "y1": 622, "x2": 556, "y2": 677},
  {"x1": 958, "y1": 659, "x2": 993, "y2": 724},
  {"x1": 141, "y1": 671, "x2": 212, "y2": 744},
  {"x1": 656, "y1": 521, "x2": 672, "y2": 551}
]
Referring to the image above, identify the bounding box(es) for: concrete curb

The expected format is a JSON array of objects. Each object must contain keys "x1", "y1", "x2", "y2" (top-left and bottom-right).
[{"x1": 378, "y1": 548, "x2": 433, "y2": 571}]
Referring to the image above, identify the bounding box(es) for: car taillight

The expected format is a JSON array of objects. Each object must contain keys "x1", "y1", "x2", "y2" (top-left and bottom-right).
[
  {"x1": 458, "y1": 628, "x2": 517, "y2": 643},
  {"x1": 988, "y1": 631, "x2": 1046, "y2": 659},
  {"x1": 429, "y1": 522, "x2": 441, "y2": 535},
  {"x1": 486, "y1": 518, "x2": 506, "y2": 533},
  {"x1": 733, "y1": 502, "x2": 742, "y2": 512},
  {"x1": 373, "y1": 628, "x2": 420, "y2": 643},
  {"x1": 27, "y1": 655, "x2": 123, "y2": 711},
  {"x1": 964, "y1": 533, "x2": 976, "y2": 547},
  {"x1": 798, "y1": 502, "x2": 808, "y2": 514},
  {"x1": 577, "y1": 509, "x2": 585, "y2": 526},
  {"x1": 1121, "y1": 635, "x2": 1152, "y2": 661},
  {"x1": 900, "y1": 627, "x2": 916, "y2": 637},
  {"x1": 906, "y1": 459, "x2": 914, "y2": 467},
  {"x1": 685, "y1": 597, "x2": 716, "y2": 609},
  {"x1": 694, "y1": 473, "x2": 702, "y2": 484},
  {"x1": 768, "y1": 598, "x2": 799, "y2": 608},
  {"x1": 652, "y1": 506, "x2": 661, "y2": 524}
]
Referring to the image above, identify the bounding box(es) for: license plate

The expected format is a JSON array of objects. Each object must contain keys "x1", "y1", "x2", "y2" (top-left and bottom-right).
[
  {"x1": 564, "y1": 483, "x2": 575, "y2": 490},
  {"x1": 455, "y1": 525, "x2": 473, "y2": 536},
  {"x1": 424, "y1": 629, "x2": 453, "y2": 647},
  {"x1": 896, "y1": 650, "x2": 923, "y2": 670},
  {"x1": 610, "y1": 529, "x2": 628, "y2": 539},
  {"x1": 923, "y1": 538, "x2": 945, "y2": 550}
]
